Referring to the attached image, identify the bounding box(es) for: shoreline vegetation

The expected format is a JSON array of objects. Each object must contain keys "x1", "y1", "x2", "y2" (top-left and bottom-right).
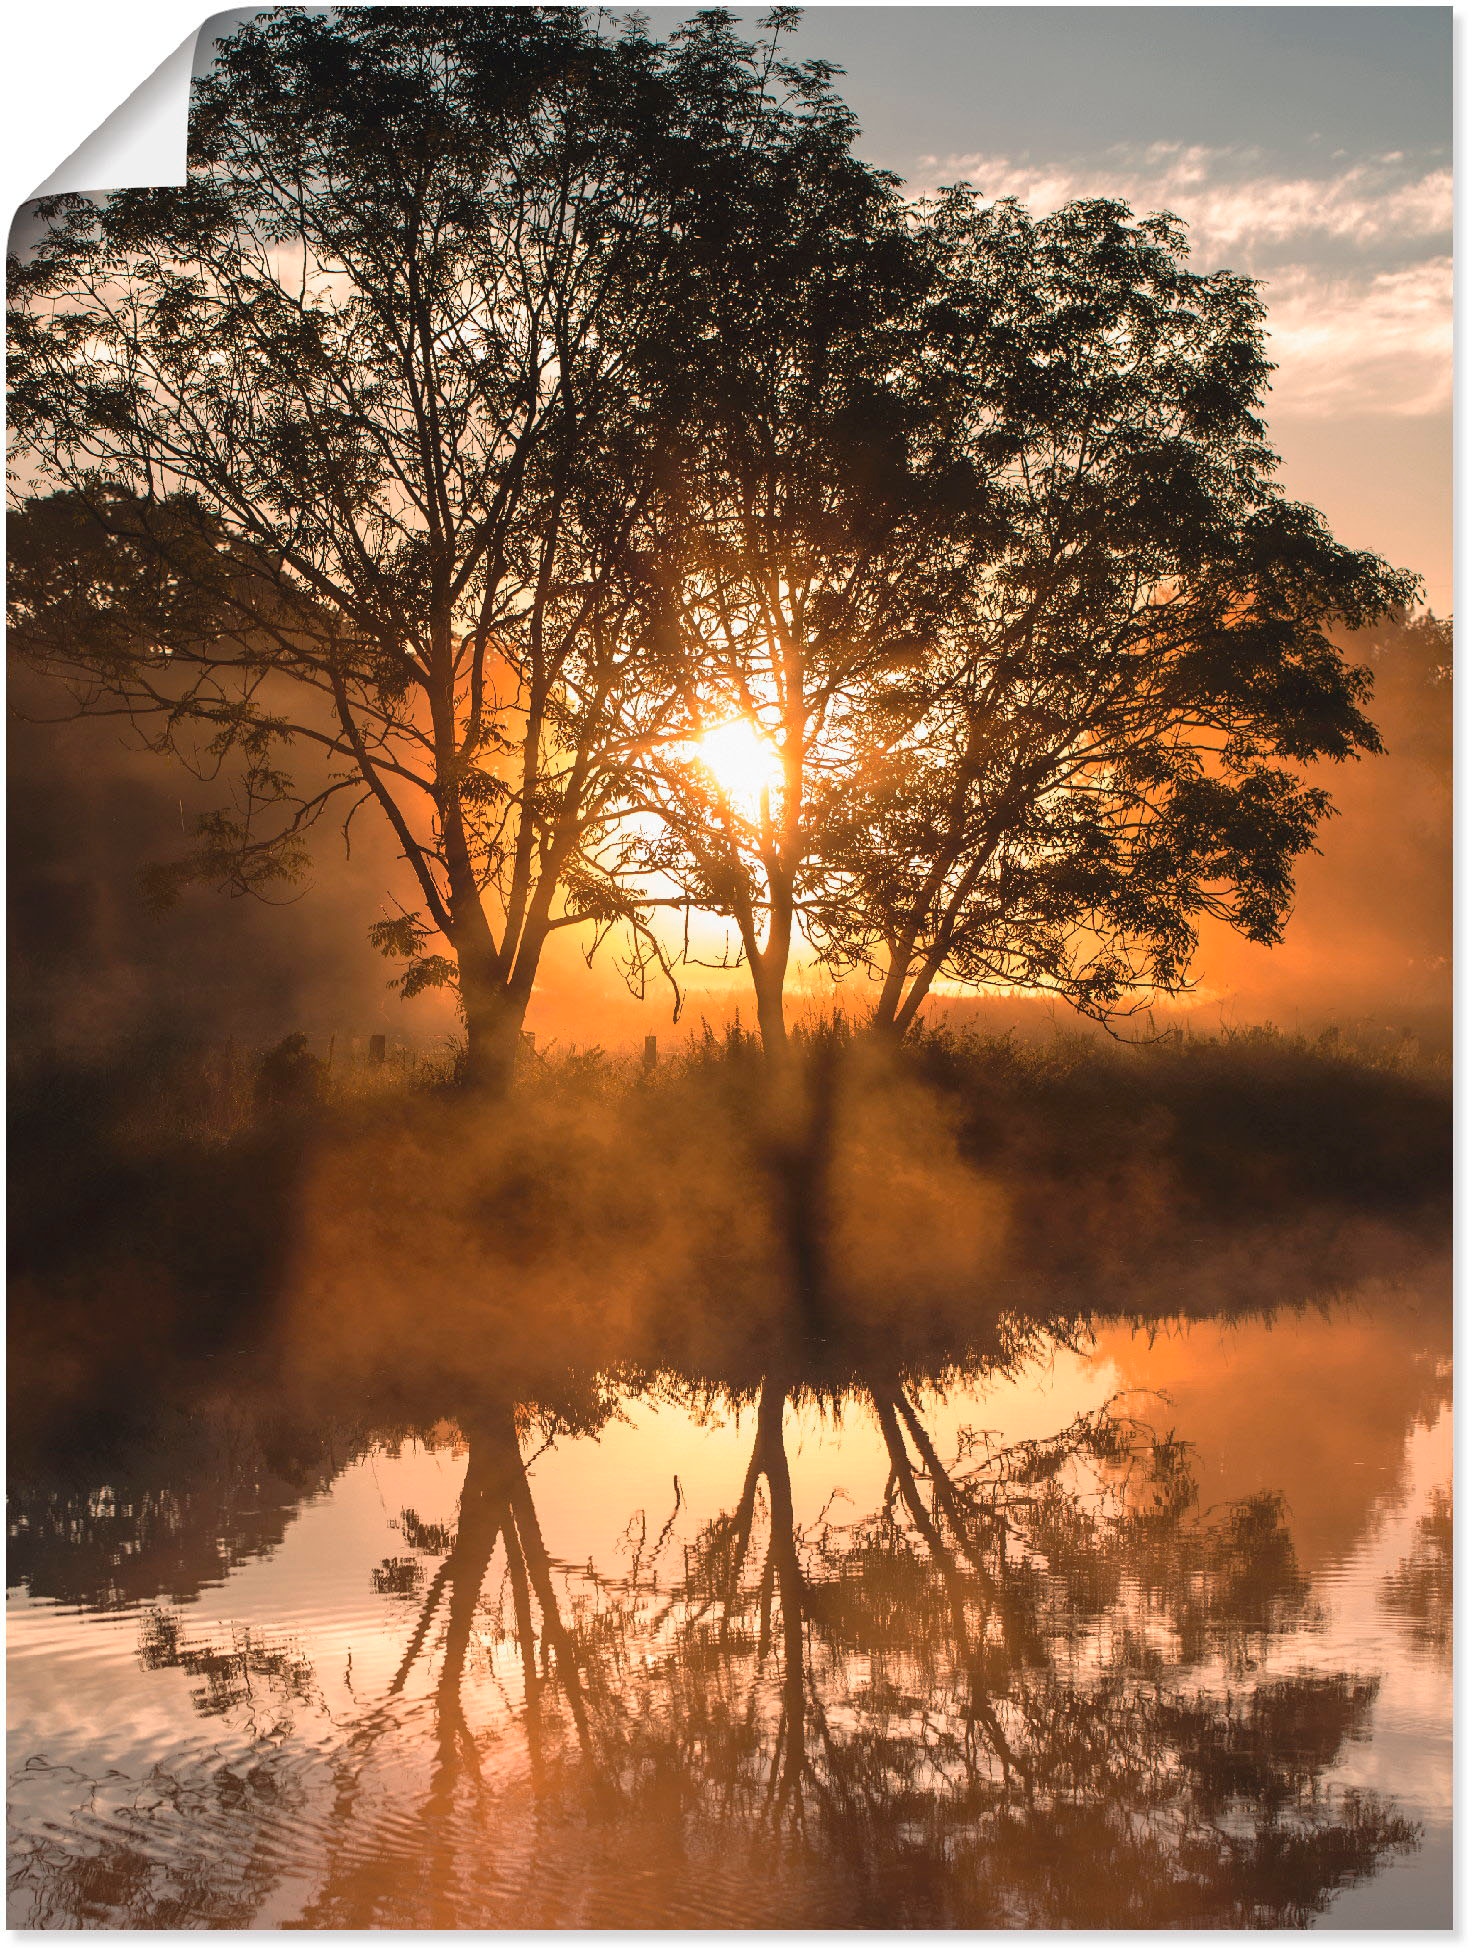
[{"x1": 10, "y1": 1016, "x2": 1450, "y2": 1461}]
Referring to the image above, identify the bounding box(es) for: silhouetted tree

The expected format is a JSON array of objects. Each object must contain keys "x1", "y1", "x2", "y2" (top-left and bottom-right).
[
  {"x1": 626, "y1": 35, "x2": 963, "y2": 1055},
  {"x1": 8, "y1": 8, "x2": 888, "y2": 1092},
  {"x1": 633, "y1": 179, "x2": 1415, "y2": 1050},
  {"x1": 10, "y1": 11, "x2": 1417, "y2": 1078},
  {"x1": 809, "y1": 194, "x2": 1420, "y2": 1038}
]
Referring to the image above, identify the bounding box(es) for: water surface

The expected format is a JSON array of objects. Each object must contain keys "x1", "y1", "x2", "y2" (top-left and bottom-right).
[{"x1": 7, "y1": 1265, "x2": 1452, "y2": 1929}]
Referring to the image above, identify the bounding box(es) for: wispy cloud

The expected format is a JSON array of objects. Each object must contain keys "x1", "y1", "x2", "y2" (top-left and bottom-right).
[
  {"x1": 909, "y1": 144, "x2": 1450, "y2": 419},
  {"x1": 1264, "y1": 260, "x2": 1452, "y2": 419},
  {"x1": 913, "y1": 143, "x2": 1450, "y2": 260}
]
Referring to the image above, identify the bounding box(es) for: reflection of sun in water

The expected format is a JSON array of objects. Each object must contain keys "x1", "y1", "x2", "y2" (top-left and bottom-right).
[{"x1": 695, "y1": 718, "x2": 783, "y2": 814}]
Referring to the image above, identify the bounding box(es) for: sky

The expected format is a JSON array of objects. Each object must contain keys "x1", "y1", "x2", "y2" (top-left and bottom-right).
[
  {"x1": 191, "y1": 8, "x2": 1453, "y2": 612},
  {"x1": 189, "y1": 5, "x2": 1452, "y2": 619},
  {"x1": 634, "y1": 6, "x2": 1452, "y2": 615},
  {"x1": 11, "y1": 7, "x2": 1454, "y2": 1059}
]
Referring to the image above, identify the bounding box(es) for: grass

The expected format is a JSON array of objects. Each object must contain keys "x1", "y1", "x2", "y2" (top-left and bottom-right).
[
  {"x1": 6, "y1": 1011, "x2": 1448, "y2": 1468},
  {"x1": 9, "y1": 1012, "x2": 1448, "y2": 1335}
]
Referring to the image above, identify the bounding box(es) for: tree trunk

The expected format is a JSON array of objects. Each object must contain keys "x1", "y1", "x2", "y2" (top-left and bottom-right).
[
  {"x1": 866, "y1": 1003, "x2": 908, "y2": 1049},
  {"x1": 869, "y1": 961, "x2": 933, "y2": 1047},
  {"x1": 750, "y1": 890, "x2": 793, "y2": 1059},
  {"x1": 754, "y1": 1375, "x2": 809, "y2": 1816},
  {"x1": 753, "y1": 960, "x2": 789, "y2": 1056},
  {"x1": 459, "y1": 967, "x2": 527, "y2": 1098}
]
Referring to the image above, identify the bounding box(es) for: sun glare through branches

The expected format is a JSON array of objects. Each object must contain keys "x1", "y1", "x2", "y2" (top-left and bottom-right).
[{"x1": 692, "y1": 718, "x2": 786, "y2": 821}]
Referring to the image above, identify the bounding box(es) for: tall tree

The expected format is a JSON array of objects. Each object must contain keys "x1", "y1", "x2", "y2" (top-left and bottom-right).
[
  {"x1": 7, "y1": 7, "x2": 821, "y2": 1091},
  {"x1": 625, "y1": 19, "x2": 970, "y2": 1056},
  {"x1": 808, "y1": 194, "x2": 1419, "y2": 1039}
]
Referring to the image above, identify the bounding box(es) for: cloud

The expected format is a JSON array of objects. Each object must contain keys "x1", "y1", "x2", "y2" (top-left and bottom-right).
[
  {"x1": 912, "y1": 143, "x2": 1450, "y2": 261},
  {"x1": 909, "y1": 143, "x2": 1451, "y2": 420},
  {"x1": 1263, "y1": 259, "x2": 1452, "y2": 419}
]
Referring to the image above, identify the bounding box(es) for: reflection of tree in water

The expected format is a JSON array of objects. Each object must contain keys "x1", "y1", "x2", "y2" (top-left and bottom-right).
[
  {"x1": 7, "y1": 1404, "x2": 369, "y2": 1931},
  {"x1": 297, "y1": 1373, "x2": 1416, "y2": 1927},
  {"x1": 1380, "y1": 1482, "x2": 1452, "y2": 1656},
  {"x1": 575, "y1": 1372, "x2": 1411, "y2": 1928},
  {"x1": 9, "y1": 1570, "x2": 332, "y2": 1927},
  {"x1": 139, "y1": 1608, "x2": 321, "y2": 1733},
  {"x1": 7, "y1": 1407, "x2": 363, "y2": 1612},
  {"x1": 9, "y1": 1372, "x2": 1420, "y2": 1929},
  {"x1": 294, "y1": 1397, "x2": 619, "y2": 1929},
  {"x1": 7, "y1": 1752, "x2": 308, "y2": 1929}
]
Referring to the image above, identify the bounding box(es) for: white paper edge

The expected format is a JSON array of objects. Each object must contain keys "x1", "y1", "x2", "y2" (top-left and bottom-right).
[{"x1": 29, "y1": 28, "x2": 200, "y2": 203}]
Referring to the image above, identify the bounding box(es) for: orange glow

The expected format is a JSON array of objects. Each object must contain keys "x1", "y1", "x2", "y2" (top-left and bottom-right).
[{"x1": 694, "y1": 717, "x2": 783, "y2": 817}]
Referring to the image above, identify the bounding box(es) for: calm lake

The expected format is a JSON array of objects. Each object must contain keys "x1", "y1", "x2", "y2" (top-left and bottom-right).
[{"x1": 7, "y1": 1256, "x2": 1451, "y2": 1929}]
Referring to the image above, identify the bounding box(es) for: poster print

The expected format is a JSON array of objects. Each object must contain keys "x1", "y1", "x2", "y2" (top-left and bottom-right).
[{"x1": 7, "y1": 7, "x2": 1451, "y2": 1930}]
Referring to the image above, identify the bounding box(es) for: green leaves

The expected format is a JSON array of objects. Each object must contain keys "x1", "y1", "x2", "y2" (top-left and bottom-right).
[{"x1": 368, "y1": 911, "x2": 458, "y2": 999}]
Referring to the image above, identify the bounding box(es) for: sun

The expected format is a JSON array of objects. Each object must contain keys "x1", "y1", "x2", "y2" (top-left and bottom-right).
[{"x1": 694, "y1": 717, "x2": 784, "y2": 814}]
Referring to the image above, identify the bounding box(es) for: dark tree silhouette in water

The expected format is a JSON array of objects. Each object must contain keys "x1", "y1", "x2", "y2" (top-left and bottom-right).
[
  {"x1": 12, "y1": 1370, "x2": 1413, "y2": 1929},
  {"x1": 295, "y1": 1398, "x2": 614, "y2": 1929},
  {"x1": 605, "y1": 1370, "x2": 1415, "y2": 1928},
  {"x1": 7, "y1": 8, "x2": 898, "y2": 1092}
]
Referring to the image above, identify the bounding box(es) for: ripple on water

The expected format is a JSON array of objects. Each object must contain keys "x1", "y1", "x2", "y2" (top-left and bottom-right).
[{"x1": 7, "y1": 1300, "x2": 1455, "y2": 1930}]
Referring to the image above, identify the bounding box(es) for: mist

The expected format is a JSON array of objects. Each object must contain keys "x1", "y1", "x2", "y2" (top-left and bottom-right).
[{"x1": 7, "y1": 616, "x2": 1451, "y2": 1068}]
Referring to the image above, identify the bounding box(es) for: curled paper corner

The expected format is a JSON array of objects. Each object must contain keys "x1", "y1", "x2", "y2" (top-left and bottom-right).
[{"x1": 29, "y1": 29, "x2": 198, "y2": 203}]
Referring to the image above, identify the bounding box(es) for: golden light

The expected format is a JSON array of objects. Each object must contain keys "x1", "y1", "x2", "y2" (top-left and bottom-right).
[{"x1": 694, "y1": 717, "x2": 784, "y2": 816}]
